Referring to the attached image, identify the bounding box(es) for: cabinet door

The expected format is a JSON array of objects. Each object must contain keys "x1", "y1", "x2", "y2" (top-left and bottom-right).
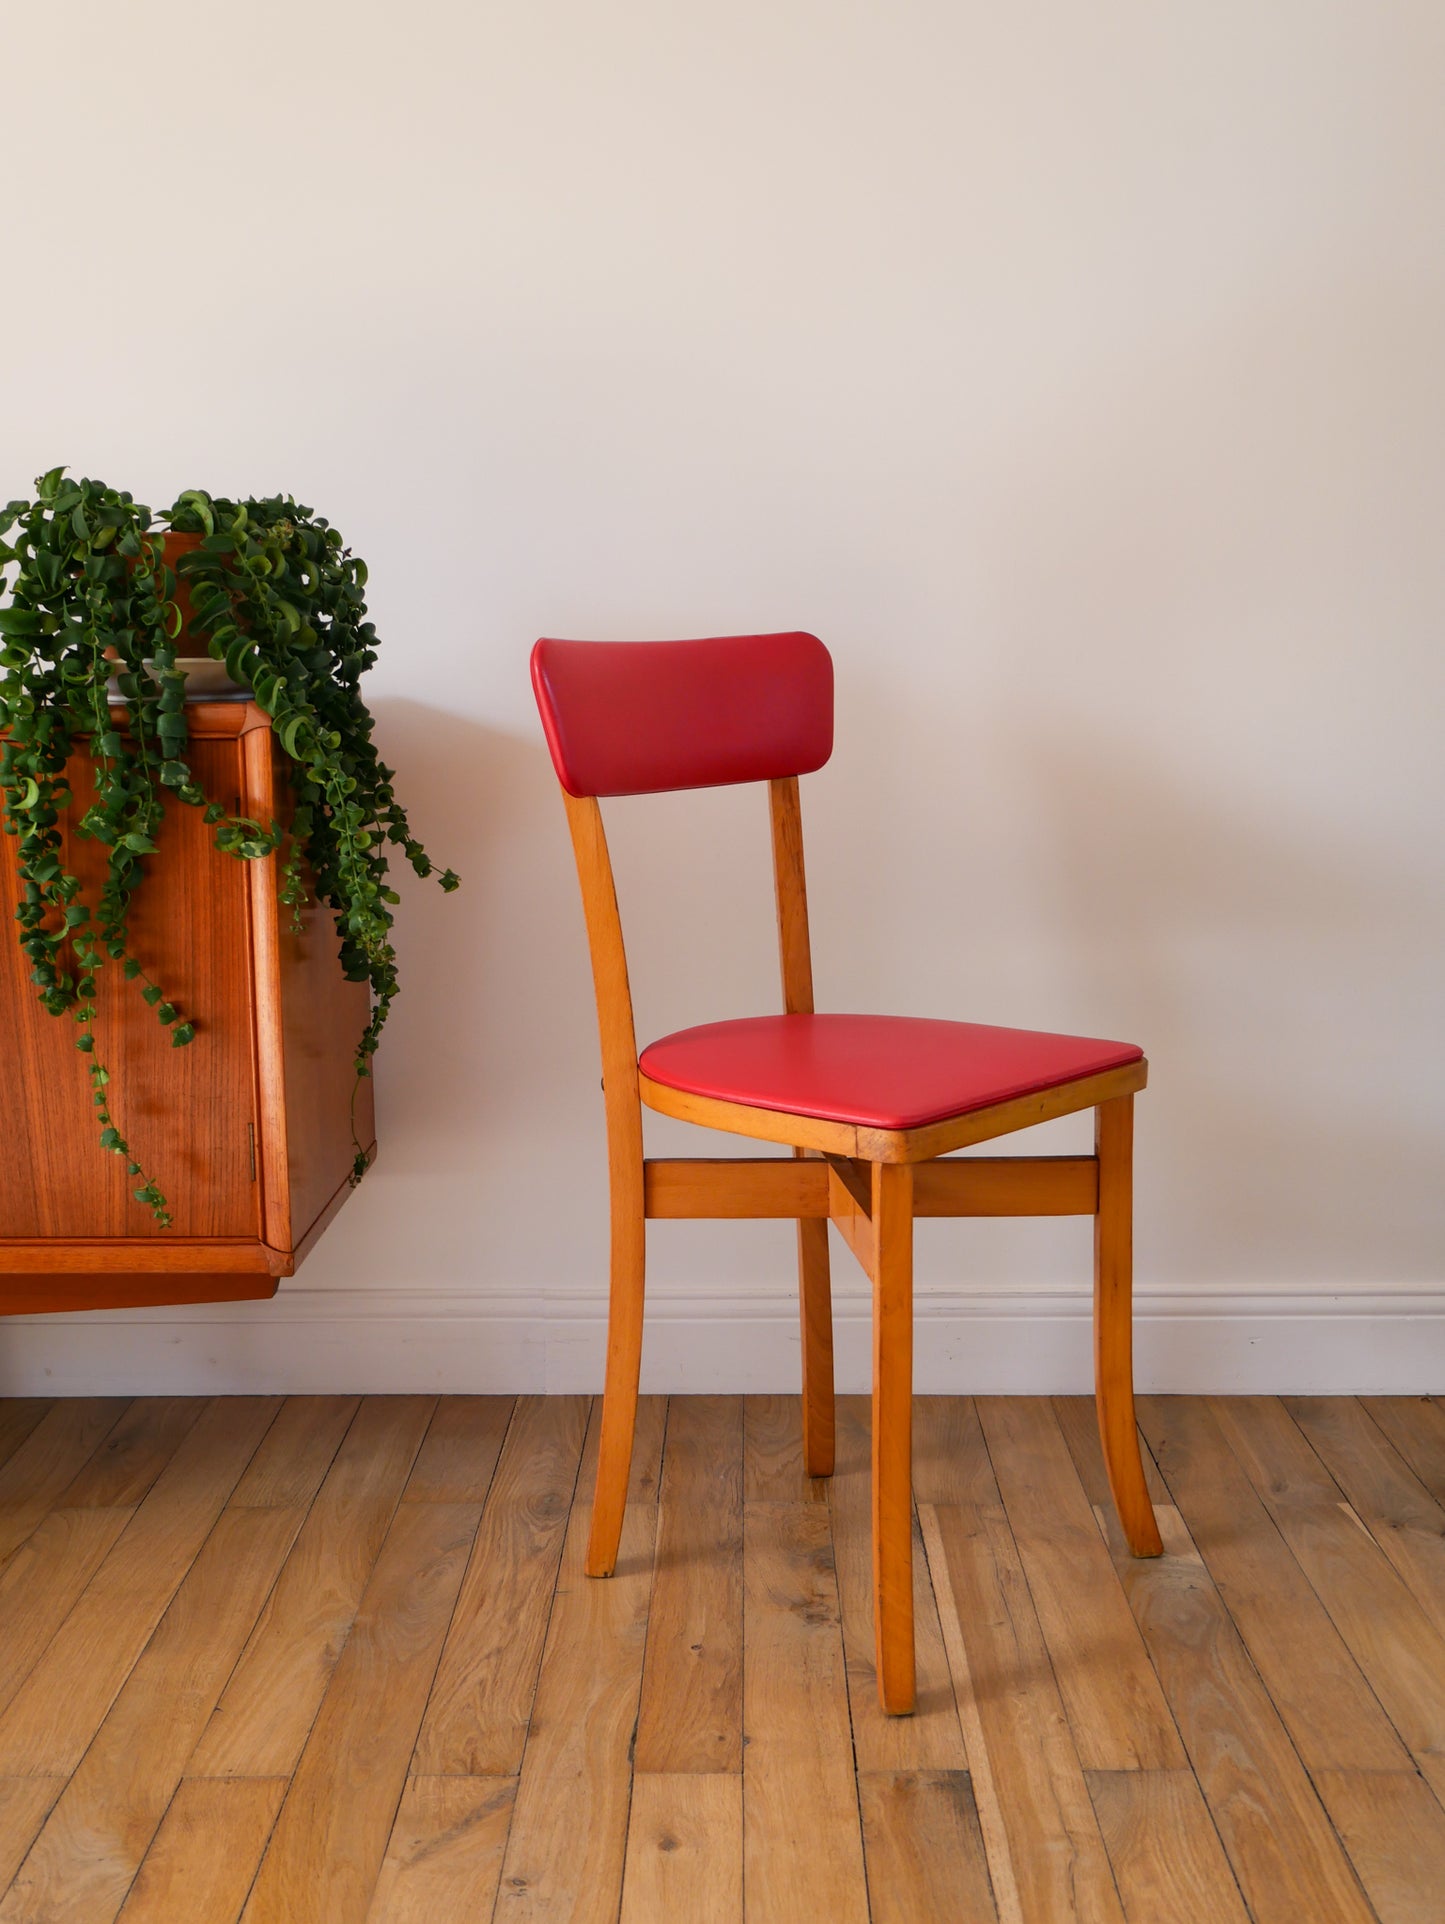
[{"x1": 0, "y1": 734, "x2": 261, "y2": 1240}]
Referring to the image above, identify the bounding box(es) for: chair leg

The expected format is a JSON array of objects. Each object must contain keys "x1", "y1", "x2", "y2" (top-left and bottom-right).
[
  {"x1": 586, "y1": 1161, "x2": 647, "y2": 1578},
  {"x1": 797, "y1": 1208, "x2": 836, "y2": 1477},
  {"x1": 1094, "y1": 1095, "x2": 1163, "y2": 1558},
  {"x1": 871, "y1": 1160, "x2": 916, "y2": 1714}
]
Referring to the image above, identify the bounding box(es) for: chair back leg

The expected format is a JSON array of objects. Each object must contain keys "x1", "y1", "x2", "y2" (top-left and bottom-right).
[
  {"x1": 586, "y1": 1153, "x2": 647, "y2": 1577},
  {"x1": 871, "y1": 1160, "x2": 917, "y2": 1713},
  {"x1": 796, "y1": 1199, "x2": 836, "y2": 1477},
  {"x1": 1093, "y1": 1095, "x2": 1164, "y2": 1558}
]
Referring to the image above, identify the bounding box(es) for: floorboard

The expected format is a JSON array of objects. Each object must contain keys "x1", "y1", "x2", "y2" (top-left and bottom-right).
[{"x1": 0, "y1": 1392, "x2": 1438, "y2": 1921}]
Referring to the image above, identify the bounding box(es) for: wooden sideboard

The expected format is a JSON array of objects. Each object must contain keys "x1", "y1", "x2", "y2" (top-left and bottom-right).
[{"x1": 0, "y1": 700, "x2": 374, "y2": 1313}]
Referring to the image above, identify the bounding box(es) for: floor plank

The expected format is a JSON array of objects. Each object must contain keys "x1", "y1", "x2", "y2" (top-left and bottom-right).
[
  {"x1": 115, "y1": 1779, "x2": 287, "y2": 1924},
  {"x1": 924, "y1": 1498, "x2": 1125, "y2": 1924},
  {"x1": 1137, "y1": 1394, "x2": 1412, "y2": 1770},
  {"x1": 1211, "y1": 1395, "x2": 1445, "y2": 1801},
  {"x1": 621, "y1": 1774, "x2": 743, "y2": 1924},
  {"x1": 1086, "y1": 1769, "x2": 1249, "y2": 1924},
  {"x1": 634, "y1": 1394, "x2": 743, "y2": 1773},
  {"x1": 240, "y1": 1500, "x2": 479, "y2": 1924},
  {"x1": 858, "y1": 1769, "x2": 998, "y2": 1924},
  {"x1": 742, "y1": 1501, "x2": 870, "y2": 1924},
  {"x1": 0, "y1": 1392, "x2": 1438, "y2": 1922},
  {"x1": 399, "y1": 1396, "x2": 514, "y2": 1506},
  {"x1": 0, "y1": 1400, "x2": 347, "y2": 1924},
  {"x1": 743, "y1": 1395, "x2": 829, "y2": 1503},
  {"x1": 412, "y1": 1395, "x2": 590, "y2": 1777},
  {"x1": 979, "y1": 1396, "x2": 1186, "y2": 1772},
  {"x1": 58, "y1": 1398, "x2": 205, "y2": 1511},
  {"x1": 493, "y1": 1495, "x2": 657, "y2": 1923},
  {"x1": 366, "y1": 1776, "x2": 516, "y2": 1921},
  {"x1": 0, "y1": 1400, "x2": 131, "y2": 1564},
  {"x1": 1054, "y1": 1396, "x2": 1376, "y2": 1924},
  {"x1": 828, "y1": 1396, "x2": 968, "y2": 1773},
  {"x1": 1362, "y1": 1397, "x2": 1445, "y2": 1507},
  {"x1": 1287, "y1": 1394, "x2": 1445, "y2": 1642},
  {"x1": 189, "y1": 1395, "x2": 435, "y2": 1779},
  {"x1": 0, "y1": 1786, "x2": 61, "y2": 1899},
  {"x1": 0, "y1": 1509, "x2": 139, "y2": 1725},
  {"x1": 1314, "y1": 1768, "x2": 1445, "y2": 1924},
  {"x1": 0, "y1": 1398, "x2": 280, "y2": 1776},
  {"x1": 0, "y1": 1504, "x2": 305, "y2": 1924},
  {"x1": 0, "y1": 1410, "x2": 51, "y2": 1480}
]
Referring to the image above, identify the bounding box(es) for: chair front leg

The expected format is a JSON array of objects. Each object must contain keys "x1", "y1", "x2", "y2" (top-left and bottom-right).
[
  {"x1": 586, "y1": 1145, "x2": 647, "y2": 1578},
  {"x1": 1093, "y1": 1095, "x2": 1163, "y2": 1558},
  {"x1": 871, "y1": 1160, "x2": 916, "y2": 1714}
]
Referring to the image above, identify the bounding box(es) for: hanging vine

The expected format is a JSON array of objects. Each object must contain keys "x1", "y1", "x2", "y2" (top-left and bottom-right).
[{"x1": 0, "y1": 468, "x2": 458, "y2": 1223}]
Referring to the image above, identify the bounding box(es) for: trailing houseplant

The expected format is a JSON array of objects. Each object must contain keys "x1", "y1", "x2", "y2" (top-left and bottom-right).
[{"x1": 0, "y1": 467, "x2": 458, "y2": 1224}]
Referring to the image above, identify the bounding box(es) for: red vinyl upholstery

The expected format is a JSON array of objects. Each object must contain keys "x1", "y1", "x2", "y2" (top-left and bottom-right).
[
  {"x1": 531, "y1": 633, "x2": 833, "y2": 797},
  {"x1": 639, "y1": 1014, "x2": 1143, "y2": 1132}
]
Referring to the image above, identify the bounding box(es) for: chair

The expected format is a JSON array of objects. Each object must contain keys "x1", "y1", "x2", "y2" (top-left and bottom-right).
[{"x1": 531, "y1": 630, "x2": 1162, "y2": 1715}]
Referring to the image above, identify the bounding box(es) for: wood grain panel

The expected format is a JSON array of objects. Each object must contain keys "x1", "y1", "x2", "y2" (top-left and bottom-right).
[
  {"x1": 621, "y1": 1775, "x2": 742, "y2": 1924},
  {"x1": 634, "y1": 1395, "x2": 742, "y2": 1773},
  {"x1": 0, "y1": 734, "x2": 259, "y2": 1243}
]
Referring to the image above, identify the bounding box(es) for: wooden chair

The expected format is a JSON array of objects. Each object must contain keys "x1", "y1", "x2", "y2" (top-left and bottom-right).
[{"x1": 531, "y1": 630, "x2": 1162, "y2": 1715}]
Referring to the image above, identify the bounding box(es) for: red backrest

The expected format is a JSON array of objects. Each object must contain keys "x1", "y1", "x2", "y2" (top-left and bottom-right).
[{"x1": 531, "y1": 633, "x2": 834, "y2": 798}]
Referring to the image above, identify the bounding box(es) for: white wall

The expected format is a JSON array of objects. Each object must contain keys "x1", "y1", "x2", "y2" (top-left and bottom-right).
[{"x1": 2, "y1": 1, "x2": 1442, "y2": 1393}]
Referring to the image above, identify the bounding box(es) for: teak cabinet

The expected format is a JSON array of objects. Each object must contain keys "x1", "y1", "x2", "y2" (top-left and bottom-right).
[{"x1": 0, "y1": 700, "x2": 374, "y2": 1314}]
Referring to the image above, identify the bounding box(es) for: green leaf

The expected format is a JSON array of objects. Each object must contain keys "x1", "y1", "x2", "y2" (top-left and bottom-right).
[
  {"x1": 123, "y1": 957, "x2": 141, "y2": 979},
  {"x1": 171, "y1": 1022, "x2": 195, "y2": 1046},
  {"x1": 156, "y1": 1001, "x2": 177, "y2": 1024},
  {"x1": 141, "y1": 983, "x2": 162, "y2": 1005}
]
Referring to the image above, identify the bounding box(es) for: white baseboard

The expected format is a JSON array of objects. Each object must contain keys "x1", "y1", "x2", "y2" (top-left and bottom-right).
[{"x1": 0, "y1": 1282, "x2": 1440, "y2": 1397}]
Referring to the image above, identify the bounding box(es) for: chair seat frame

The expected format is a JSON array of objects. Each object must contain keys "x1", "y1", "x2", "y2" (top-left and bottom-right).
[{"x1": 564, "y1": 774, "x2": 1162, "y2": 1716}]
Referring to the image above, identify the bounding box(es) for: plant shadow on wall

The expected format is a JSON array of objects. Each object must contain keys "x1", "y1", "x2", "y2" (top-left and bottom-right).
[
  {"x1": 1014, "y1": 723, "x2": 1445, "y2": 1285},
  {"x1": 309, "y1": 699, "x2": 612, "y2": 1287}
]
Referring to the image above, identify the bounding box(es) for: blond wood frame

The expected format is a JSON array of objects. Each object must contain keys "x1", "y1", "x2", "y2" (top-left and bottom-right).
[{"x1": 561, "y1": 774, "x2": 1162, "y2": 1715}]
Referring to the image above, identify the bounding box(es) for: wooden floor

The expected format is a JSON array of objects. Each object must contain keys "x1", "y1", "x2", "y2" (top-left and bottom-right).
[{"x1": 0, "y1": 1393, "x2": 1443, "y2": 1921}]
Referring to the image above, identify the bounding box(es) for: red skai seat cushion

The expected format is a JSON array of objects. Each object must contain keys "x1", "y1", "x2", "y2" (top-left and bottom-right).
[{"x1": 638, "y1": 1013, "x2": 1143, "y2": 1132}]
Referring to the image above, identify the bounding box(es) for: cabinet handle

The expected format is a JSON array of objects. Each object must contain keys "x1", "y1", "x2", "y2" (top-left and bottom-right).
[{"x1": 247, "y1": 1122, "x2": 257, "y2": 1183}]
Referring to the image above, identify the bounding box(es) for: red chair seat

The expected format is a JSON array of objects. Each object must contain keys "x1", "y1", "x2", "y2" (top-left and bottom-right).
[{"x1": 639, "y1": 1013, "x2": 1143, "y2": 1132}]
